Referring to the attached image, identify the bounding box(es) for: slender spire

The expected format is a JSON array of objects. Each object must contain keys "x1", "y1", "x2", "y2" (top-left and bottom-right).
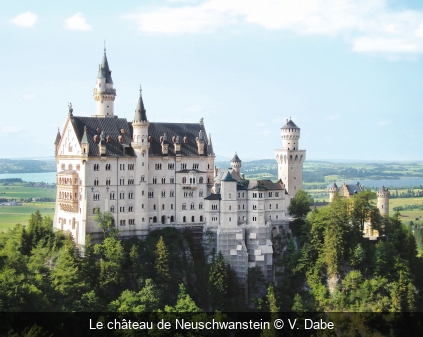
[
  {"x1": 54, "y1": 128, "x2": 61, "y2": 145},
  {"x1": 97, "y1": 45, "x2": 113, "y2": 83},
  {"x1": 208, "y1": 133, "x2": 214, "y2": 155},
  {"x1": 81, "y1": 126, "x2": 89, "y2": 144},
  {"x1": 133, "y1": 85, "x2": 147, "y2": 122}
]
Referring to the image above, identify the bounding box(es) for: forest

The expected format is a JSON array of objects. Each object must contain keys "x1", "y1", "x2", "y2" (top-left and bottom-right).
[{"x1": 1, "y1": 191, "x2": 423, "y2": 336}]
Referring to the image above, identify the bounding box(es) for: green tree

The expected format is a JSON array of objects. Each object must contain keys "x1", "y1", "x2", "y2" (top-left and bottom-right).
[
  {"x1": 107, "y1": 279, "x2": 161, "y2": 312},
  {"x1": 208, "y1": 252, "x2": 229, "y2": 311},
  {"x1": 94, "y1": 210, "x2": 118, "y2": 239},
  {"x1": 288, "y1": 190, "x2": 313, "y2": 219},
  {"x1": 165, "y1": 283, "x2": 201, "y2": 312},
  {"x1": 155, "y1": 236, "x2": 171, "y2": 287}
]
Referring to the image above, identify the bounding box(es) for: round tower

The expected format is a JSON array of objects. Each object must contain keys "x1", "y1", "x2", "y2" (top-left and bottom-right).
[
  {"x1": 281, "y1": 118, "x2": 300, "y2": 150},
  {"x1": 377, "y1": 186, "x2": 390, "y2": 216},
  {"x1": 230, "y1": 153, "x2": 242, "y2": 175},
  {"x1": 93, "y1": 47, "x2": 116, "y2": 117},
  {"x1": 275, "y1": 118, "x2": 306, "y2": 201},
  {"x1": 328, "y1": 183, "x2": 338, "y2": 202}
]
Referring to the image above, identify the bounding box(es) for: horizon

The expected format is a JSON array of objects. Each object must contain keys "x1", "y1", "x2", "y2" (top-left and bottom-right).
[{"x1": 2, "y1": 1, "x2": 423, "y2": 161}]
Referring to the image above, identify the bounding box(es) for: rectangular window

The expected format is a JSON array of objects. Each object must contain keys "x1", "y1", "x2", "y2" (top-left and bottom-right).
[
  {"x1": 269, "y1": 192, "x2": 272, "y2": 197},
  {"x1": 128, "y1": 164, "x2": 134, "y2": 170},
  {"x1": 128, "y1": 179, "x2": 134, "y2": 185},
  {"x1": 275, "y1": 192, "x2": 279, "y2": 197},
  {"x1": 276, "y1": 204, "x2": 279, "y2": 209},
  {"x1": 170, "y1": 177, "x2": 175, "y2": 184}
]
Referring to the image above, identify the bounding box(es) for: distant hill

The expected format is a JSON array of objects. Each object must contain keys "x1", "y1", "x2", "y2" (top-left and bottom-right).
[{"x1": 0, "y1": 158, "x2": 56, "y2": 174}]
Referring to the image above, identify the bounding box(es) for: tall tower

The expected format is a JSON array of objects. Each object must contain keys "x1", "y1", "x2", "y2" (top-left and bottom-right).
[
  {"x1": 131, "y1": 86, "x2": 149, "y2": 232},
  {"x1": 275, "y1": 118, "x2": 306, "y2": 202},
  {"x1": 230, "y1": 153, "x2": 242, "y2": 175},
  {"x1": 377, "y1": 186, "x2": 390, "y2": 216},
  {"x1": 328, "y1": 183, "x2": 338, "y2": 202},
  {"x1": 93, "y1": 47, "x2": 116, "y2": 117}
]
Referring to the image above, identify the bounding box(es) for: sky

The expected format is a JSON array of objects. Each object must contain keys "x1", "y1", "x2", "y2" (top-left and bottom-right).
[{"x1": 1, "y1": 0, "x2": 423, "y2": 161}]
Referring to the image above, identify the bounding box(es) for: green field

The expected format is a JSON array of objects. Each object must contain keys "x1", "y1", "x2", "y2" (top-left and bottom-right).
[
  {"x1": 0, "y1": 181, "x2": 56, "y2": 231},
  {"x1": 0, "y1": 202, "x2": 55, "y2": 231},
  {"x1": 389, "y1": 197, "x2": 423, "y2": 227},
  {"x1": 0, "y1": 184, "x2": 56, "y2": 200}
]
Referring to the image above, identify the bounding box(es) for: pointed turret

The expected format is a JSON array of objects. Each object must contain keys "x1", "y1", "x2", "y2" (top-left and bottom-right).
[
  {"x1": 230, "y1": 153, "x2": 242, "y2": 175},
  {"x1": 98, "y1": 47, "x2": 113, "y2": 84},
  {"x1": 54, "y1": 128, "x2": 61, "y2": 145},
  {"x1": 93, "y1": 46, "x2": 116, "y2": 117},
  {"x1": 133, "y1": 86, "x2": 147, "y2": 122},
  {"x1": 208, "y1": 134, "x2": 214, "y2": 155},
  {"x1": 81, "y1": 126, "x2": 89, "y2": 155}
]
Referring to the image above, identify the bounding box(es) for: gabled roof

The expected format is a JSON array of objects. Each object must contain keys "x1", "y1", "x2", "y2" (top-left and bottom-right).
[
  {"x1": 248, "y1": 180, "x2": 284, "y2": 191},
  {"x1": 71, "y1": 116, "x2": 135, "y2": 157}
]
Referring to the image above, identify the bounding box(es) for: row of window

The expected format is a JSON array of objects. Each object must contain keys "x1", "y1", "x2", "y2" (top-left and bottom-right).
[
  {"x1": 251, "y1": 192, "x2": 280, "y2": 198},
  {"x1": 61, "y1": 164, "x2": 80, "y2": 171},
  {"x1": 181, "y1": 203, "x2": 203, "y2": 210},
  {"x1": 251, "y1": 204, "x2": 279, "y2": 210},
  {"x1": 92, "y1": 163, "x2": 135, "y2": 171}
]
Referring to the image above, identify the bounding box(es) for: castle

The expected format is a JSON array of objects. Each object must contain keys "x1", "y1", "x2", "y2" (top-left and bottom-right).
[
  {"x1": 328, "y1": 182, "x2": 390, "y2": 239},
  {"x1": 53, "y1": 50, "x2": 306, "y2": 284}
]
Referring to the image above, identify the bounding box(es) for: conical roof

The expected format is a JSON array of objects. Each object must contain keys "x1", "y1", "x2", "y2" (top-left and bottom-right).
[
  {"x1": 208, "y1": 134, "x2": 214, "y2": 155},
  {"x1": 97, "y1": 50, "x2": 113, "y2": 84},
  {"x1": 54, "y1": 128, "x2": 61, "y2": 145},
  {"x1": 231, "y1": 153, "x2": 241, "y2": 163},
  {"x1": 81, "y1": 126, "x2": 89, "y2": 144},
  {"x1": 281, "y1": 118, "x2": 299, "y2": 129},
  {"x1": 133, "y1": 86, "x2": 147, "y2": 122}
]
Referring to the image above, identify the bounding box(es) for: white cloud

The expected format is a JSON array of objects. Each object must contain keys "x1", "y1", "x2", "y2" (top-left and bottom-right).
[
  {"x1": 11, "y1": 12, "x2": 37, "y2": 28},
  {"x1": 23, "y1": 93, "x2": 36, "y2": 100},
  {"x1": 186, "y1": 104, "x2": 203, "y2": 112},
  {"x1": 64, "y1": 13, "x2": 92, "y2": 31},
  {"x1": 125, "y1": 0, "x2": 423, "y2": 56},
  {"x1": 2, "y1": 126, "x2": 21, "y2": 133}
]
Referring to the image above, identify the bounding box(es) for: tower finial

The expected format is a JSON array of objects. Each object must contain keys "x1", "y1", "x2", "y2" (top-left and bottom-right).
[
  {"x1": 104, "y1": 40, "x2": 106, "y2": 54},
  {"x1": 139, "y1": 84, "x2": 142, "y2": 95}
]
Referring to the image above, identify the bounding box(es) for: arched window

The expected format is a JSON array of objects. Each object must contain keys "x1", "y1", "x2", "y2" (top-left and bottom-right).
[
  {"x1": 182, "y1": 177, "x2": 187, "y2": 184},
  {"x1": 200, "y1": 215, "x2": 203, "y2": 222},
  {"x1": 199, "y1": 203, "x2": 203, "y2": 209},
  {"x1": 153, "y1": 216, "x2": 157, "y2": 223},
  {"x1": 182, "y1": 203, "x2": 187, "y2": 210},
  {"x1": 199, "y1": 177, "x2": 204, "y2": 184},
  {"x1": 170, "y1": 216, "x2": 175, "y2": 222},
  {"x1": 191, "y1": 203, "x2": 195, "y2": 210},
  {"x1": 183, "y1": 216, "x2": 186, "y2": 222},
  {"x1": 191, "y1": 216, "x2": 195, "y2": 222}
]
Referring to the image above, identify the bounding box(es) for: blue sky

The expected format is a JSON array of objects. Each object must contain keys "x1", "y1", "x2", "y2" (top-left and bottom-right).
[{"x1": 1, "y1": 0, "x2": 423, "y2": 161}]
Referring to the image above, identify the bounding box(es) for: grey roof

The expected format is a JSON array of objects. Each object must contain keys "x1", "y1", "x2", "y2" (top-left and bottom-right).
[
  {"x1": 345, "y1": 183, "x2": 362, "y2": 195},
  {"x1": 133, "y1": 87, "x2": 147, "y2": 122},
  {"x1": 204, "y1": 193, "x2": 221, "y2": 200},
  {"x1": 54, "y1": 128, "x2": 61, "y2": 145},
  {"x1": 97, "y1": 52, "x2": 113, "y2": 84},
  {"x1": 379, "y1": 186, "x2": 388, "y2": 192},
  {"x1": 248, "y1": 180, "x2": 283, "y2": 191},
  {"x1": 71, "y1": 117, "x2": 135, "y2": 157},
  {"x1": 331, "y1": 183, "x2": 338, "y2": 188},
  {"x1": 231, "y1": 153, "x2": 241, "y2": 163},
  {"x1": 281, "y1": 118, "x2": 299, "y2": 129},
  {"x1": 148, "y1": 122, "x2": 212, "y2": 157},
  {"x1": 221, "y1": 171, "x2": 237, "y2": 182},
  {"x1": 208, "y1": 134, "x2": 214, "y2": 155}
]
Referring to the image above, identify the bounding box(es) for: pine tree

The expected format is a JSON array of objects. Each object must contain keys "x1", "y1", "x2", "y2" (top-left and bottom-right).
[
  {"x1": 155, "y1": 236, "x2": 171, "y2": 286},
  {"x1": 208, "y1": 252, "x2": 228, "y2": 311}
]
